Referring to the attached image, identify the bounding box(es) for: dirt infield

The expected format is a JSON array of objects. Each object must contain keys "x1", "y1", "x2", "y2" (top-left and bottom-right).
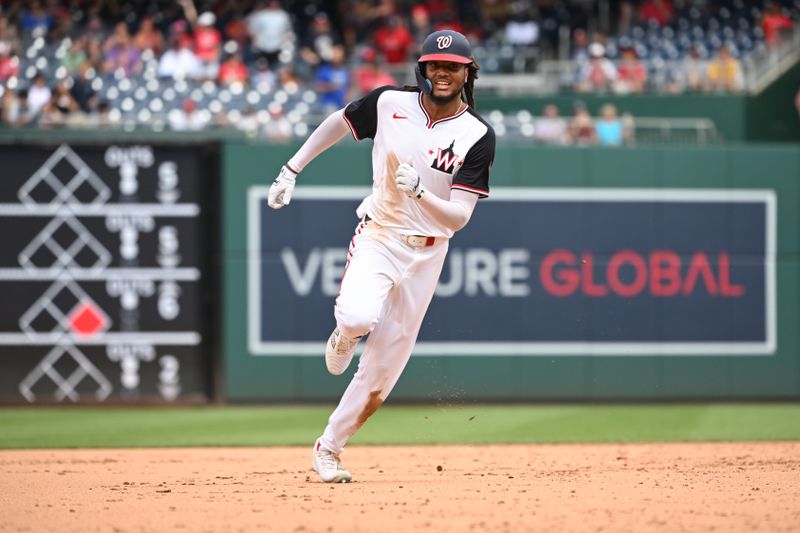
[{"x1": 1, "y1": 443, "x2": 799, "y2": 532}]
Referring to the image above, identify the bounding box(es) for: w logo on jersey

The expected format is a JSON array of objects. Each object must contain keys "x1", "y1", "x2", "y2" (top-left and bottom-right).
[{"x1": 431, "y1": 140, "x2": 460, "y2": 174}]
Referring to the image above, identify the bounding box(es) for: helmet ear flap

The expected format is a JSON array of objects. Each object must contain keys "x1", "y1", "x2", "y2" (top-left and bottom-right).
[{"x1": 415, "y1": 63, "x2": 432, "y2": 95}]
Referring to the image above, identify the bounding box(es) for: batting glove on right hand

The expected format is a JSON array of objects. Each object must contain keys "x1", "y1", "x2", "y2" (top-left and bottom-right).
[
  {"x1": 395, "y1": 162, "x2": 425, "y2": 199},
  {"x1": 268, "y1": 165, "x2": 297, "y2": 209}
]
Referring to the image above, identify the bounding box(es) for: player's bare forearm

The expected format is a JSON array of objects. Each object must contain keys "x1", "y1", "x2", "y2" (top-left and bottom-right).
[{"x1": 287, "y1": 109, "x2": 350, "y2": 173}]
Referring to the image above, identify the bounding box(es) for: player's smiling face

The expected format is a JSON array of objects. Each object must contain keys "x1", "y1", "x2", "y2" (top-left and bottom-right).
[{"x1": 425, "y1": 61, "x2": 467, "y2": 103}]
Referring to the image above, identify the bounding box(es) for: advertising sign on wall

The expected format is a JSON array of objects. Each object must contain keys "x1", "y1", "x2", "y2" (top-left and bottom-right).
[{"x1": 249, "y1": 187, "x2": 776, "y2": 356}]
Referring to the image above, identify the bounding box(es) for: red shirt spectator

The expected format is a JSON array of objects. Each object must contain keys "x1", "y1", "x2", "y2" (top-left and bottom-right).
[
  {"x1": 0, "y1": 44, "x2": 18, "y2": 80},
  {"x1": 616, "y1": 48, "x2": 647, "y2": 93},
  {"x1": 762, "y1": 5, "x2": 794, "y2": 46},
  {"x1": 218, "y1": 53, "x2": 249, "y2": 85},
  {"x1": 194, "y1": 12, "x2": 222, "y2": 62},
  {"x1": 355, "y1": 47, "x2": 398, "y2": 95},
  {"x1": 638, "y1": 0, "x2": 674, "y2": 26},
  {"x1": 373, "y1": 16, "x2": 413, "y2": 64}
]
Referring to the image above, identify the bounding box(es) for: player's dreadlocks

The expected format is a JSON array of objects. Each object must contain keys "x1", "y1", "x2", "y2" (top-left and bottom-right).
[{"x1": 464, "y1": 59, "x2": 480, "y2": 110}]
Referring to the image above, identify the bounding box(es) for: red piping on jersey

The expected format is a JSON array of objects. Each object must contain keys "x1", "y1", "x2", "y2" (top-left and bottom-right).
[
  {"x1": 342, "y1": 112, "x2": 360, "y2": 141},
  {"x1": 417, "y1": 92, "x2": 468, "y2": 129},
  {"x1": 337, "y1": 221, "x2": 366, "y2": 299},
  {"x1": 451, "y1": 183, "x2": 489, "y2": 196}
]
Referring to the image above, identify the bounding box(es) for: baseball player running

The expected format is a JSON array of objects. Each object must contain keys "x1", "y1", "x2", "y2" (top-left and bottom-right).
[{"x1": 268, "y1": 29, "x2": 495, "y2": 483}]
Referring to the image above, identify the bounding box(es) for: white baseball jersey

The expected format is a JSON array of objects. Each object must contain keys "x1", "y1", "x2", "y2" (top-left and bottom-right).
[
  {"x1": 315, "y1": 87, "x2": 495, "y2": 459},
  {"x1": 343, "y1": 87, "x2": 495, "y2": 238}
]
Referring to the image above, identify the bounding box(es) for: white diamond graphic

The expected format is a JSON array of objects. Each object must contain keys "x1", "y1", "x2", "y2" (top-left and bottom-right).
[
  {"x1": 18, "y1": 215, "x2": 111, "y2": 272},
  {"x1": 18, "y1": 144, "x2": 111, "y2": 208},
  {"x1": 19, "y1": 344, "x2": 113, "y2": 402},
  {"x1": 19, "y1": 279, "x2": 111, "y2": 336}
]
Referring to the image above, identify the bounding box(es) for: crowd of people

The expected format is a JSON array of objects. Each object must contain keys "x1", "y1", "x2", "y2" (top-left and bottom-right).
[
  {"x1": 530, "y1": 101, "x2": 635, "y2": 147},
  {"x1": 0, "y1": 0, "x2": 796, "y2": 134}
]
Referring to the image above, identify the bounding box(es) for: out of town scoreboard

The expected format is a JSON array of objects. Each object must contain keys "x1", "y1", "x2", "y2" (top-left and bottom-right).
[{"x1": 0, "y1": 143, "x2": 215, "y2": 403}]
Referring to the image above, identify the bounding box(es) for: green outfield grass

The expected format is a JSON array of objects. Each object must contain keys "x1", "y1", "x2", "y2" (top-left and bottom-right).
[{"x1": 1, "y1": 404, "x2": 799, "y2": 449}]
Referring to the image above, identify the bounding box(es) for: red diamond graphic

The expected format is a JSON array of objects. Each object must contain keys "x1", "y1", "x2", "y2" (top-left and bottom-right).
[{"x1": 69, "y1": 302, "x2": 107, "y2": 337}]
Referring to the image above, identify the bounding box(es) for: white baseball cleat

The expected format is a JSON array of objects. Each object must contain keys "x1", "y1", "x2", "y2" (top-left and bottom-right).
[
  {"x1": 325, "y1": 328, "x2": 358, "y2": 375},
  {"x1": 313, "y1": 449, "x2": 353, "y2": 483}
]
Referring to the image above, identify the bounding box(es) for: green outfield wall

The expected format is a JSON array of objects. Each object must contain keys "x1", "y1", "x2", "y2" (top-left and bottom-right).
[{"x1": 223, "y1": 140, "x2": 800, "y2": 402}]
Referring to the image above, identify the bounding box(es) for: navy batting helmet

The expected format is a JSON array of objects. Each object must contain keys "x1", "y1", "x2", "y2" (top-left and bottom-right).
[
  {"x1": 418, "y1": 30, "x2": 474, "y2": 64},
  {"x1": 415, "y1": 30, "x2": 473, "y2": 94}
]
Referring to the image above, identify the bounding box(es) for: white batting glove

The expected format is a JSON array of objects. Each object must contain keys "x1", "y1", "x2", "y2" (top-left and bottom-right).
[
  {"x1": 395, "y1": 162, "x2": 425, "y2": 199},
  {"x1": 268, "y1": 165, "x2": 297, "y2": 209}
]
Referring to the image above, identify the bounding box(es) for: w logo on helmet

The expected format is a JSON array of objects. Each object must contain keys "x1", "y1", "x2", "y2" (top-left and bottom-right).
[{"x1": 436, "y1": 35, "x2": 453, "y2": 49}]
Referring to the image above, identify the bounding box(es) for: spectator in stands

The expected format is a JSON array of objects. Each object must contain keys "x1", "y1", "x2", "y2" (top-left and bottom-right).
[
  {"x1": 504, "y1": 8, "x2": 539, "y2": 49},
  {"x1": 70, "y1": 62, "x2": 98, "y2": 113},
  {"x1": 595, "y1": 103, "x2": 629, "y2": 147},
  {"x1": 235, "y1": 105, "x2": 260, "y2": 137},
  {"x1": 83, "y1": 15, "x2": 108, "y2": 47},
  {"x1": 0, "y1": 42, "x2": 18, "y2": 81},
  {"x1": 341, "y1": 0, "x2": 395, "y2": 51},
  {"x1": 575, "y1": 42, "x2": 617, "y2": 93},
  {"x1": 218, "y1": 50, "x2": 249, "y2": 86},
  {"x1": 313, "y1": 46, "x2": 350, "y2": 113},
  {"x1": 169, "y1": 97, "x2": 208, "y2": 130},
  {"x1": 247, "y1": 0, "x2": 294, "y2": 68},
  {"x1": 571, "y1": 28, "x2": 590, "y2": 63},
  {"x1": 39, "y1": 79, "x2": 80, "y2": 127},
  {"x1": 410, "y1": 5, "x2": 434, "y2": 45},
  {"x1": 277, "y1": 64, "x2": 302, "y2": 92},
  {"x1": 87, "y1": 101, "x2": 112, "y2": 129},
  {"x1": 134, "y1": 17, "x2": 164, "y2": 55},
  {"x1": 533, "y1": 104, "x2": 568, "y2": 145},
  {"x1": 430, "y1": 4, "x2": 466, "y2": 34},
  {"x1": 615, "y1": 45, "x2": 647, "y2": 94},
  {"x1": 102, "y1": 22, "x2": 142, "y2": 76},
  {"x1": 222, "y1": 10, "x2": 251, "y2": 61},
  {"x1": 251, "y1": 57, "x2": 277, "y2": 89},
  {"x1": 1, "y1": 87, "x2": 28, "y2": 127},
  {"x1": 26, "y1": 73, "x2": 51, "y2": 118},
  {"x1": 667, "y1": 45, "x2": 705, "y2": 93},
  {"x1": 354, "y1": 47, "x2": 397, "y2": 96},
  {"x1": 192, "y1": 12, "x2": 223, "y2": 80},
  {"x1": 0, "y1": 15, "x2": 21, "y2": 55},
  {"x1": 568, "y1": 100, "x2": 597, "y2": 146},
  {"x1": 616, "y1": 1, "x2": 634, "y2": 35},
  {"x1": 167, "y1": 19, "x2": 194, "y2": 50},
  {"x1": 85, "y1": 35, "x2": 104, "y2": 70},
  {"x1": 158, "y1": 35, "x2": 201, "y2": 80},
  {"x1": 637, "y1": 0, "x2": 674, "y2": 27},
  {"x1": 478, "y1": 0, "x2": 511, "y2": 38},
  {"x1": 61, "y1": 36, "x2": 87, "y2": 74},
  {"x1": 299, "y1": 12, "x2": 345, "y2": 74},
  {"x1": 373, "y1": 15, "x2": 413, "y2": 65},
  {"x1": 264, "y1": 103, "x2": 293, "y2": 142},
  {"x1": 19, "y1": 0, "x2": 52, "y2": 36},
  {"x1": 761, "y1": 2, "x2": 794, "y2": 47},
  {"x1": 705, "y1": 46, "x2": 743, "y2": 93}
]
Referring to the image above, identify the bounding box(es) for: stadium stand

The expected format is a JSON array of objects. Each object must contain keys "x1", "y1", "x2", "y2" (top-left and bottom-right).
[{"x1": 0, "y1": 0, "x2": 797, "y2": 143}]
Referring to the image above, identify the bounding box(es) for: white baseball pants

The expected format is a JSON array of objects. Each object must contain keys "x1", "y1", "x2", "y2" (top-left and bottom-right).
[{"x1": 316, "y1": 219, "x2": 449, "y2": 454}]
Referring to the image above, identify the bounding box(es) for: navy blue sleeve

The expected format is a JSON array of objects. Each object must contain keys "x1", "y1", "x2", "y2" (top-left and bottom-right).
[
  {"x1": 452, "y1": 125, "x2": 495, "y2": 198},
  {"x1": 342, "y1": 86, "x2": 397, "y2": 140}
]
